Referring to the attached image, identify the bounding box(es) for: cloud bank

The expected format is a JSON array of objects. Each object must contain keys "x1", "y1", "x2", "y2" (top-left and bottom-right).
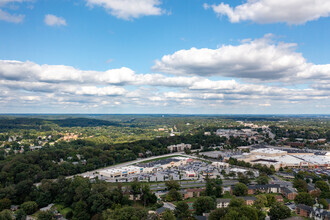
[
  {"x1": 86, "y1": 0, "x2": 164, "y2": 20},
  {"x1": 204, "y1": 0, "x2": 330, "y2": 25}
]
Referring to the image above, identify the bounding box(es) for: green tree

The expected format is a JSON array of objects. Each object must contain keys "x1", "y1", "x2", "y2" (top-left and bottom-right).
[
  {"x1": 254, "y1": 195, "x2": 267, "y2": 209},
  {"x1": 103, "y1": 206, "x2": 147, "y2": 220},
  {"x1": 165, "y1": 180, "x2": 180, "y2": 191},
  {"x1": 174, "y1": 201, "x2": 190, "y2": 219},
  {"x1": 15, "y1": 209, "x2": 26, "y2": 220},
  {"x1": 233, "y1": 183, "x2": 248, "y2": 196},
  {"x1": 319, "y1": 198, "x2": 328, "y2": 209},
  {"x1": 238, "y1": 173, "x2": 250, "y2": 185},
  {"x1": 166, "y1": 189, "x2": 182, "y2": 202},
  {"x1": 209, "y1": 208, "x2": 228, "y2": 220},
  {"x1": 193, "y1": 196, "x2": 216, "y2": 216},
  {"x1": 228, "y1": 197, "x2": 245, "y2": 208},
  {"x1": 0, "y1": 209, "x2": 12, "y2": 220},
  {"x1": 266, "y1": 194, "x2": 276, "y2": 207},
  {"x1": 315, "y1": 181, "x2": 329, "y2": 192},
  {"x1": 73, "y1": 200, "x2": 90, "y2": 220},
  {"x1": 21, "y1": 201, "x2": 38, "y2": 215},
  {"x1": 0, "y1": 198, "x2": 11, "y2": 211},
  {"x1": 130, "y1": 180, "x2": 141, "y2": 203},
  {"x1": 293, "y1": 179, "x2": 308, "y2": 192},
  {"x1": 256, "y1": 175, "x2": 269, "y2": 185},
  {"x1": 161, "y1": 209, "x2": 175, "y2": 220},
  {"x1": 37, "y1": 211, "x2": 55, "y2": 220},
  {"x1": 294, "y1": 192, "x2": 314, "y2": 206},
  {"x1": 269, "y1": 202, "x2": 291, "y2": 220}
]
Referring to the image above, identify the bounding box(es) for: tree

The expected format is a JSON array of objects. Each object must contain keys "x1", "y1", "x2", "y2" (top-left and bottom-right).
[
  {"x1": 315, "y1": 181, "x2": 329, "y2": 192},
  {"x1": 73, "y1": 200, "x2": 90, "y2": 220},
  {"x1": 229, "y1": 197, "x2": 245, "y2": 208},
  {"x1": 266, "y1": 194, "x2": 276, "y2": 207},
  {"x1": 0, "y1": 198, "x2": 11, "y2": 211},
  {"x1": 193, "y1": 196, "x2": 216, "y2": 215},
  {"x1": 256, "y1": 175, "x2": 269, "y2": 185},
  {"x1": 238, "y1": 173, "x2": 250, "y2": 185},
  {"x1": 319, "y1": 198, "x2": 328, "y2": 209},
  {"x1": 174, "y1": 201, "x2": 190, "y2": 219},
  {"x1": 294, "y1": 192, "x2": 314, "y2": 206},
  {"x1": 166, "y1": 189, "x2": 182, "y2": 202},
  {"x1": 209, "y1": 208, "x2": 228, "y2": 220},
  {"x1": 165, "y1": 180, "x2": 180, "y2": 191},
  {"x1": 161, "y1": 209, "x2": 175, "y2": 220},
  {"x1": 0, "y1": 209, "x2": 12, "y2": 220},
  {"x1": 140, "y1": 185, "x2": 157, "y2": 207},
  {"x1": 21, "y1": 201, "x2": 38, "y2": 215},
  {"x1": 131, "y1": 180, "x2": 141, "y2": 203},
  {"x1": 37, "y1": 211, "x2": 55, "y2": 220},
  {"x1": 269, "y1": 202, "x2": 291, "y2": 220},
  {"x1": 103, "y1": 206, "x2": 147, "y2": 220},
  {"x1": 254, "y1": 195, "x2": 267, "y2": 209},
  {"x1": 293, "y1": 179, "x2": 307, "y2": 192},
  {"x1": 233, "y1": 183, "x2": 248, "y2": 196},
  {"x1": 15, "y1": 209, "x2": 26, "y2": 220}
]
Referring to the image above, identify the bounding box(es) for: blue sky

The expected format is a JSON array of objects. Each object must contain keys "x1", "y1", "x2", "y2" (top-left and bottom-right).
[{"x1": 0, "y1": 0, "x2": 330, "y2": 114}]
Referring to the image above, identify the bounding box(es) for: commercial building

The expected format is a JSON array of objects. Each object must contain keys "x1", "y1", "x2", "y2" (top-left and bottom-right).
[
  {"x1": 167, "y1": 143, "x2": 192, "y2": 152},
  {"x1": 236, "y1": 148, "x2": 330, "y2": 170}
]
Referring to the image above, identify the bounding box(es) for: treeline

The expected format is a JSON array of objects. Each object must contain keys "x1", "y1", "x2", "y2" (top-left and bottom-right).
[
  {"x1": 0, "y1": 118, "x2": 122, "y2": 131},
  {"x1": 0, "y1": 176, "x2": 158, "y2": 219}
]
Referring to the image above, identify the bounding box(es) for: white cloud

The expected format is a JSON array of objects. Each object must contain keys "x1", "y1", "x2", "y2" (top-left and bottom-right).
[
  {"x1": 0, "y1": 59, "x2": 328, "y2": 113},
  {"x1": 86, "y1": 0, "x2": 164, "y2": 20},
  {"x1": 44, "y1": 14, "x2": 67, "y2": 26},
  {"x1": 152, "y1": 35, "x2": 330, "y2": 82},
  {"x1": 204, "y1": 0, "x2": 330, "y2": 25},
  {"x1": 0, "y1": 8, "x2": 24, "y2": 23}
]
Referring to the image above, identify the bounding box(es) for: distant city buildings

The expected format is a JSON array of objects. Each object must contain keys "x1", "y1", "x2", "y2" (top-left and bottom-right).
[{"x1": 167, "y1": 143, "x2": 192, "y2": 152}]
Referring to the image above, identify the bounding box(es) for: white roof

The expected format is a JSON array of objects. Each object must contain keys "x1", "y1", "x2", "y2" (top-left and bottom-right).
[{"x1": 251, "y1": 148, "x2": 286, "y2": 154}]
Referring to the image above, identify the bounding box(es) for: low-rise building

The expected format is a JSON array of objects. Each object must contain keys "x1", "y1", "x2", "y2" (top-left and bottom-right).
[{"x1": 216, "y1": 199, "x2": 231, "y2": 208}]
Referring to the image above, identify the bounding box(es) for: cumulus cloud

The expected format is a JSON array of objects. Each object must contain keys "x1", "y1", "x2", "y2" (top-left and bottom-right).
[
  {"x1": 86, "y1": 0, "x2": 164, "y2": 20},
  {"x1": 204, "y1": 0, "x2": 330, "y2": 25},
  {"x1": 152, "y1": 35, "x2": 330, "y2": 82},
  {"x1": 0, "y1": 8, "x2": 24, "y2": 23},
  {"x1": 0, "y1": 59, "x2": 328, "y2": 113},
  {"x1": 44, "y1": 14, "x2": 67, "y2": 26},
  {"x1": 0, "y1": 0, "x2": 33, "y2": 23}
]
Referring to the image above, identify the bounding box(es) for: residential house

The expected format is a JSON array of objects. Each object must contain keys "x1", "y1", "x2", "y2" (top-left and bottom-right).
[
  {"x1": 183, "y1": 188, "x2": 205, "y2": 199},
  {"x1": 296, "y1": 204, "x2": 312, "y2": 218},
  {"x1": 311, "y1": 207, "x2": 330, "y2": 220},
  {"x1": 216, "y1": 199, "x2": 231, "y2": 208},
  {"x1": 282, "y1": 187, "x2": 297, "y2": 200},
  {"x1": 248, "y1": 184, "x2": 281, "y2": 195},
  {"x1": 275, "y1": 195, "x2": 284, "y2": 203},
  {"x1": 238, "y1": 197, "x2": 257, "y2": 206}
]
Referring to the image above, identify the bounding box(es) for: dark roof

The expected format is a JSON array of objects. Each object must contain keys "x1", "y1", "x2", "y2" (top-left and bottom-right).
[
  {"x1": 296, "y1": 204, "x2": 312, "y2": 212},
  {"x1": 156, "y1": 207, "x2": 169, "y2": 214},
  {"x1": 307, "y1": 184, "x2": 315, "y2": 191},
  {"x1": 248, "y1": 184, "x2": 280, "y2": 189},
  {"x1": 282, "y1": 187, "x2": 295, "y2": 194},
  {"x1": 238, "y1": 196, "x2": 257, "y2": 201},
  {"x1": 216, "y1": 198, "x2": 232, "y2": 203},
  {"x1": 195, "y1": 216, "x2": 207, "y2": 220}
]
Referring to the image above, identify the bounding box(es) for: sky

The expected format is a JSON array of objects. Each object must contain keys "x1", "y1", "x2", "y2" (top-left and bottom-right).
[{"x1": 0, "y1": 0, "x2": 330, "y2": 114}]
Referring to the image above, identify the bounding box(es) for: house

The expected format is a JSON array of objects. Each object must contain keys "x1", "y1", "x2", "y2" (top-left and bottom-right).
[
  {"x1": 248, "y1": 184, "x2": 281, "y2": 195},
  {"x1": 216, "y1": 199, "x2": 231, "y2": 208},
  {"x1": 282, "y1": 187, "x2": 297, "y2": 200},
  {"x1": 156, "y1": 207, "x2": 170, "y2": 217},
  {"x1": 295, "y1": 204, "x2": 312, "y2": 218},
  {"x1": 183, "y1": 188, "x2": 205, "y2": 199},
  {"x1": 238, "y1": 197, "x2": 257, "y2": 205},
  {"x1": 275, "y1": 195, "x2": 284, "y2": 203},
  {"x1": 311, "y1": 207, "x2": 330, "y2": 220}
]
